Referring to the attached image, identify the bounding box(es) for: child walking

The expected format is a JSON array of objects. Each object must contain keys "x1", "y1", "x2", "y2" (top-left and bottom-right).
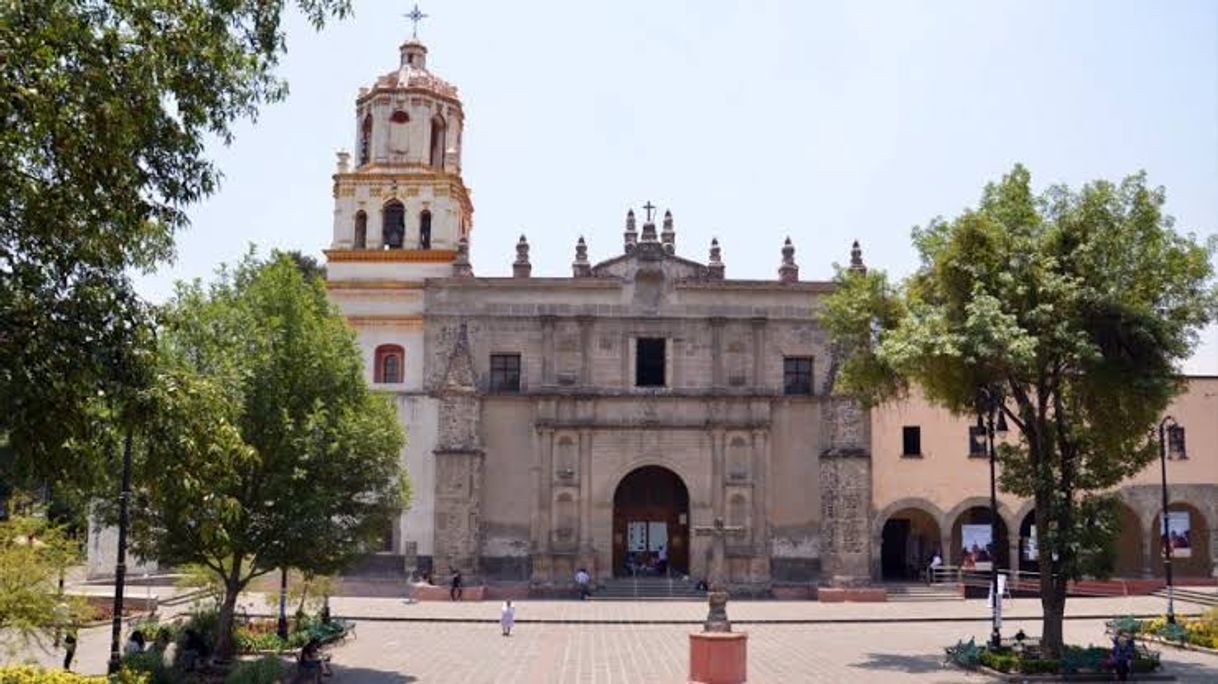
[{"x1": 500, "y1": 600, "x2": 516, "y2": 637}]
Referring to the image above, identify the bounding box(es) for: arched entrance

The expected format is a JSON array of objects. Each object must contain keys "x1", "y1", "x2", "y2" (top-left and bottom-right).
[
  {"x1": 612, "y1": 466, "x2": 689, "y2": 577},
  {"x1": 1018, "y1": 511, "x2": 1039, "y2": 575},
  {"x1": 950, "y1": 506, "x2": 1010, "y2": 570},
  {"x1": 1152, "y1": 503, "x2": 1212, "y2": 578},
  {"x1": 880, "y1": 508, "x2": 941, "y2": 580},
  {"x1": 1113, "y1": 502, "x2": 1144, "y2": 578}
]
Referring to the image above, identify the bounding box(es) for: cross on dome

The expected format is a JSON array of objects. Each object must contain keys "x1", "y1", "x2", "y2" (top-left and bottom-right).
[
  {"x1": 405, "y1": 3, "x2": 428, "y2": 39},
  {"x1": 643, "y1": 201, "x2": 657, "y2": 223}
]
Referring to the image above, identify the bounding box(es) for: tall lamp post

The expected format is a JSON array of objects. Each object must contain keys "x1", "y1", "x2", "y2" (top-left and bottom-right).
[
  {"x1": 977, "y1": 388, "x2": 1008, "y2": 650},
  {"x1": 1157, "y1": 415, "x2": 1178, "y2": 624},
  {"x1": 107, "y1": 428, "x2": 134, "y2": 674}
]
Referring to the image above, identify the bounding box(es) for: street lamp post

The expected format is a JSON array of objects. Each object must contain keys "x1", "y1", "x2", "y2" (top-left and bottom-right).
[
  {"x1": 1157, "y1": 416, "x2": 1178, "y2": 624},
  {"x1": 107, "y1": 428, "x2": 134, "y2": 674},
  {"x1": 978, "y1": 389, "x2": 1008, "y2": 650}
]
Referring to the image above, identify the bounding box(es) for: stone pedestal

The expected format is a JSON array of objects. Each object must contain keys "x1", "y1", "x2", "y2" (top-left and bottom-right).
[{"x1": 689, "y1": 631, "x2": 747, "y2": 684}]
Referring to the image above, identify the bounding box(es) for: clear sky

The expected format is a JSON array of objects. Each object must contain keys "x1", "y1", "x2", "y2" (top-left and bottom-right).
[{"x1": 136, "y1": 0, "x2": 1218, "y2": 373}]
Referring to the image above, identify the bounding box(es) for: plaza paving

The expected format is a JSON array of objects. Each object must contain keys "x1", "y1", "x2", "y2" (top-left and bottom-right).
[{"x1": 10, "y1": 593, "x2": 1218, "y2": 683}]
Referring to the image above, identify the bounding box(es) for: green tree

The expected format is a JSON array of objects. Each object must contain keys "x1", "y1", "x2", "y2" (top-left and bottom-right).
[
  {"x1": 825, "y1": 165, "x2": 1217, "y2": 655},
  {"x1": 0, "y1": 515, "x2": 89, "y2": 643},
  {"x1": 0, "y1": 0, "x2": 350, "y2": 492},
  {"x1": 130, "y1": 254, "x2": 406, "y2": 658}
]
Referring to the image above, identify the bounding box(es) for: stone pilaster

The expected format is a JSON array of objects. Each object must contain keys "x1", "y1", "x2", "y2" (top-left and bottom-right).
[
  {"x1": 432, "y1": 322, "x2": 485, "y2": 579},
  {"x1": 819, "y1": 397, "x2": 872, "y2": 585}
]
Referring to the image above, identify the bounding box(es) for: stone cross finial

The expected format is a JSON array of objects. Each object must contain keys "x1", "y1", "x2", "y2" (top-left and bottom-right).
[
  {"x1": 643, "y1": 201, "x2": 657, "y2": 223},
  {"x1": 573, "y1": 236, "x2": 591, "y2": 278},
  {"x1": 452, "y1": 237, "x2": 473, "y2": 278},
  {"x1": 693, "y1": 517, "x2": 747, "y2": 632},
  {"x1": 640, "y1": 206, "x2": 658, "y2": 242},
  {"x1": 624, "y1": 209, "x2": 637, "y2": 254},
  {"x1": 850, "y1": 239, "x2": 866, "y2": 274},
  {"x1": 707, "y1": 237, "x2": 725, "y2": 280},
  {"x1": 513, "y1": 234, "x2": 531, "y2": 278},
  {"x1": 779, "y1": 237, "x2": 799, "y2": 284},
  {"x1": 661, "y1": 210, "x2": 675, "y2": 255}
]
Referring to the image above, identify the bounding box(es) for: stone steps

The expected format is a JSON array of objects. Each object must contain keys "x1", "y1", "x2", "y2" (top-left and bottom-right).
[
  {"x1": 590, "y1": 577, "x2": 707, "y2": 601},
  {"x1": 1153, "y1": 587, "x2": 1218, "y2": 607},
  {"x1": 884, "y1": 583, "x2": 964, "y2": 602}
]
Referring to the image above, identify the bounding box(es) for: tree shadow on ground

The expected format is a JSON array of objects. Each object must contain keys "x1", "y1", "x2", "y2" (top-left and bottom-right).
[
  {"x1": 852, "y1": 652, "x2": 945, "y2": 674},
  {"x1": 330, "y1": 665, "x2": 418, "y2": 683}
]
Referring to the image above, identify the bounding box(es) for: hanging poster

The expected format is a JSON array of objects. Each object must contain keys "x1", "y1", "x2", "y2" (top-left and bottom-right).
[
  {"x1": 647, "y1": 521, "x2": 668, "y2": 552},
  {"x1": 961, "y1": 524, "x2": 994, "y2": 571},
  {"x1": 627, "y1": 521, "x2": 647, "y2": 552},
  {"x1": 1023, "y1": 524, "x2": 1039, "y2": 561},
  {"x1": 1163, "y1": 511, "x2": 1192, "y2": 559}
]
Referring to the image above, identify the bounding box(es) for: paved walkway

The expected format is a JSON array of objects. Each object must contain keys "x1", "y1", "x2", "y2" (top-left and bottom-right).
[{"x1": 8, "y1": 594, "x2": 1216, "y2": 682}]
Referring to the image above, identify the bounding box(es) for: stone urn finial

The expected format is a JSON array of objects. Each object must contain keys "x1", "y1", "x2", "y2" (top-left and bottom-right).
[
  {"x1": 573, "y1": 236, "x2": 591, "y2": 278},
  {"x1": 513, "y1": 234, "x2": 531, "y2": 278},
  {"x1": 850, "y1": 239, "x2": 866, "y2": 274},
  {"x1": 707, "y1": 238, "x2": 724, "y2": 280},
  {"x1": 779, "y1": 237, "x2": 798, "y2": 283},
  {"x1": 661, "y1": 210, "x2": 676, "y2": 255},
  {"x1": 624, "y1": 209, "x2": 638, "y2": 254}
]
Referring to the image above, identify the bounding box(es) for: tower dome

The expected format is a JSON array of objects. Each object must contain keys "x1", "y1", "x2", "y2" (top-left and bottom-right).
[{"x1": 326, "y1": 26, "x2": 474, "y2": 281}]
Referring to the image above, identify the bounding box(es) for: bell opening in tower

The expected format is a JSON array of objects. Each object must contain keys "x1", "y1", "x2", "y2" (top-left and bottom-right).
[
  {"x1": 419, "y1": 210, "x2": 432, "y2": 249},
  {"x1": 382, "y1": 200, "x2": 405, "y2": 249},
  {"x1": 429, "y1": 115, "x2": 446, "y2": 169}
]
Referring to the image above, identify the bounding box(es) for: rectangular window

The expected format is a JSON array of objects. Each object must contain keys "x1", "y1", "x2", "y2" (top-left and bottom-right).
[
  {"x1": 783, "y1": 356, "x2": 814, "y2": 395},
  {"x1": 1168, "y1": 425, "x2": 1187, "y2": 459},
  {"x1": 968, "y1": 426, "x2": 986, "y2": 457},
  {"x1": 635, "y1": 338, "x2": 667, "y2": 387},
  {"x1": 489, "y1": 353, "x2": 521, "y2": 393},
  {"x1": 902, "y1": 426, "x2": 922, "y2": 457}
]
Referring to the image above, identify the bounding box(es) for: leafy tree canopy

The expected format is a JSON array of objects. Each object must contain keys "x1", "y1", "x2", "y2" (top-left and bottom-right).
[
  {"x1": 129, "y1": 253, "x2": 406, "y2": 656},
  {"x1": 0, "y1": 515, "x2": 89, "y2": 642},
  {"x1": 825, "y1": 165, "x2": 1217, "y2": 654},
  {"x1": 0, "y1": 0, "x2": 349, "y2": 493}
]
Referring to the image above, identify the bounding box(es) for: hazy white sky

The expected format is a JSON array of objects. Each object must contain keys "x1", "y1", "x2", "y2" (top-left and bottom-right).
[{"x1": 136, "y1": 0, "x2": 1218, "y2": 373}]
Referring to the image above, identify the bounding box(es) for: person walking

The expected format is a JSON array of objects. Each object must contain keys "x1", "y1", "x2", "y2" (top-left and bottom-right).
[
  {"x1": 575, "y1": 568, "x2": 590, "y2": 600},
  {"x1": 62, "y1": 625, "x2": 78, "y2": 670},
  {"x1": 450, "y1": 568, "x2": 463, "y2": 601},
  {"x1": 500, "y1": 600, "x2": 516, "y2": 636},
  {"x1": 657, "y1": 545, "x2": 668, "y2": 576}
]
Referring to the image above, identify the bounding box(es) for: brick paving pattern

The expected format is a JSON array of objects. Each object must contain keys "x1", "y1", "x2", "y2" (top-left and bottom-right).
[{"x1": 9, "y1": 593, "x2": 1217, "y2": 683}]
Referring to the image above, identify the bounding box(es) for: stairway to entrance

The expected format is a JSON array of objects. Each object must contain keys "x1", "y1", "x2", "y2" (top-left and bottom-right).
[
  {"x1": 590, "y1": 576, "x2": 707, "y2": 601},
  {"x1": 884, "y1": 582, "x2": 964, "y2": 602}
]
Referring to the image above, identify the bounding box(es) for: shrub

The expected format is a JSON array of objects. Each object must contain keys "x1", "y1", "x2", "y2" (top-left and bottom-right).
[
  {"x1": 978, "y1": 651, "x2": 1017, "y2": 672},
  {"x1": 120, "y1": 651, "x2": 171, "y2": 684},
  {"x1": 0, "y1": 667, "x2": 149, "y2": 684},
  {"x1": 1019, "y1": 658, "x2": 1061, "y2": 674},
  {"x1": 223, "y1": 657, "x2": 285, "y2": 684}
]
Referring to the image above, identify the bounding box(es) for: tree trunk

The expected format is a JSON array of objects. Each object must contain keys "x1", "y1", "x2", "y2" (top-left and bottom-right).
[
  {"x1": 214, "y1": 562, "x2": 245, "y2": 660},
  {"x1": 1041, "y1": 579, "x2": 1067, "y2": 658}
]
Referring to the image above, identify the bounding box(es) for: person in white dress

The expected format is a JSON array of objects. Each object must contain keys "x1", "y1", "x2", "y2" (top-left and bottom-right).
[{"x1": 500, "y1": 600, "x2": 516, "y2": 636}]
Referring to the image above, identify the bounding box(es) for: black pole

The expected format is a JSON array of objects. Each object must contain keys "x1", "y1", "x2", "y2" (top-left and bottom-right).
[
  {"x1": 108, "y1": 429, "x2": 133, "y2": 674},
  {"x1": 987, "y1": 402, "x2": 1002, "y2": 650},
  {"x1": 277, "y1": 567, "x2": 289, "y2": 639},
  {"x1": 1158, "y1": 418, "x2": 1175, "y2": 624}
]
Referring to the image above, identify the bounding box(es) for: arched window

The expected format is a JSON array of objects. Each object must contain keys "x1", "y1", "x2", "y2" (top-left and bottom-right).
[
  {"x1": 382, "y1": 200, "x2": 405, "y2": 249},
  {"x1": 429, "y1": 115, "x2": 446, "y2": 169},
  {"x1": 374, "y1": 344, "x2": 405, "y2": 383},
  {"x1": 353, "y1": 211, "x2": 367, "y2": 249},
  {"x1": 390, "y1": 110, "x2": 410, "y2": 124},
  {"x1": 359, "y1": 114, "x2": 373, "y2": 166},
  {"x1": 419, "y1": 209, "x2": 432, "y2": 249}
]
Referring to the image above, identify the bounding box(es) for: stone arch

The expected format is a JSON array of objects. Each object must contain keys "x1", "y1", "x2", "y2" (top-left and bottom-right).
[
  {"x1": 359, "y1": 113, "x2": 372, "y2": 166},
  {"x1": 353, "y1": 210, "x2": 367, "y2": 249},
  {"x1": 429, "y1": 114, "x2": 446, "y2": 169},
  {"x1": 1151, "y1": 501, "x2": 1212, "y2": 578},
  {"x1": 598, "y1": 458, "x2": 701, "y2": 505},
  {"x1": 873, "y1": 498, "x2": 945, "y2": 581},
  {"x1": 419, "y1": 209, "x2": 432, "y2": 249},
  {"x1": 612, "y1": 465, "x2": 690, "y2": 577},
  {"x1": 1113, "y1": 500, "x2": 1144, "y2": 578},
  {"x1": 945, "y1": 497, "x2": 1014, "y2": 570},
  {"x1": 381, "y1": 200, "x2": 405, "y2": 249}
]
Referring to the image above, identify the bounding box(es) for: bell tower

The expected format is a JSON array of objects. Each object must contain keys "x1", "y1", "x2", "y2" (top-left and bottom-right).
[
  {"x1": 323, "y1": 15, "x2": 471, "y2": 569},
  {"x1": 325, "y1": 27, "x2": 473, "y2": 283}
]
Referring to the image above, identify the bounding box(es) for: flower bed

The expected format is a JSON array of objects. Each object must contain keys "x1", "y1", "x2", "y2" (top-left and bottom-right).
[
  {"x1": 946, "y1": 636, "x2": 1161, "y2": 678},
  {"x1": 1106, "y1": 611, "x2": 1218, "y2": 652}
]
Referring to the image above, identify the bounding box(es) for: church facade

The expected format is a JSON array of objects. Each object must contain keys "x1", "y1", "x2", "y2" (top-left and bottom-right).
[
  {"x1": 321, "y1": 32, "x2": 1217, "y2": 592},
  {"x1": 323, "y1": 35, "x2": 872, "y2": 590}
]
